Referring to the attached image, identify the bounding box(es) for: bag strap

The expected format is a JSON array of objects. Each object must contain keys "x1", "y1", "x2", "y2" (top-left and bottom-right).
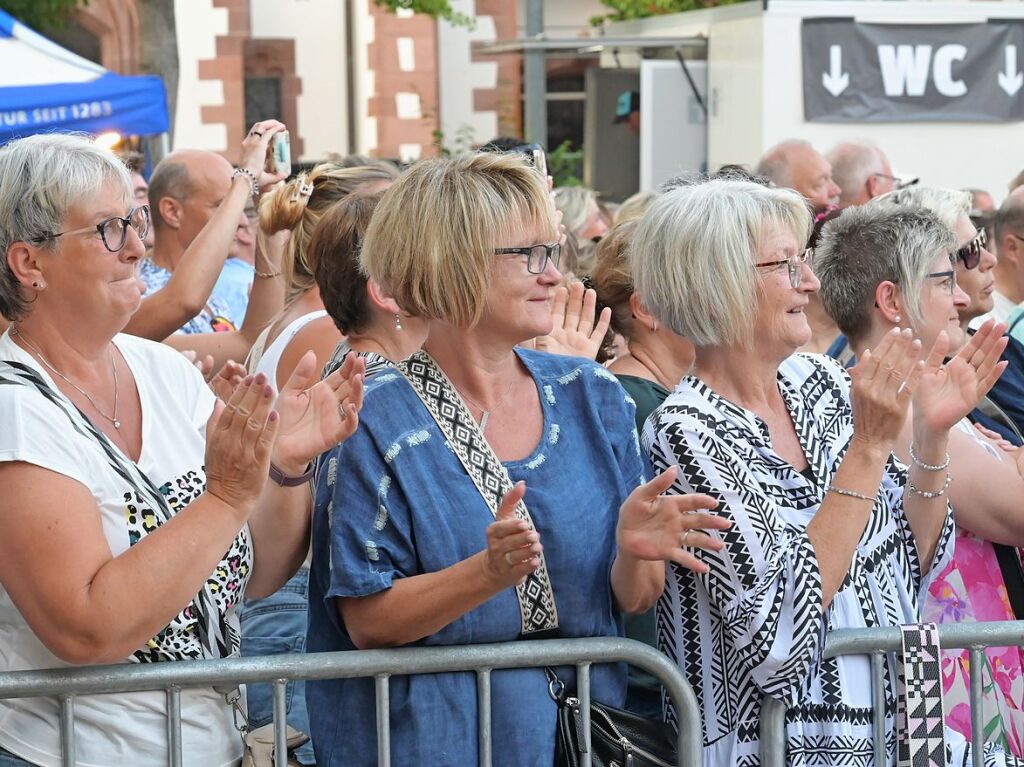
[
  {"x1": 397, "y1": 351, "x2": 559, "y2": 635},
  {"x1": 896, "y1": 623, "x2": 947, "y2": 767}
]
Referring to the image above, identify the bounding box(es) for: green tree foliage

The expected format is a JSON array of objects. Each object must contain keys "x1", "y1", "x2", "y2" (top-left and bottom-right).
[
  {"x1": 591, "y1": 0, "x2": 748, "y2": 25},
  {"x1": 373, "y1": 0, "x2": 474, "y2": 29},
  {"x1": 0, "y1": 0, "x2": 87, "y2": 29}
]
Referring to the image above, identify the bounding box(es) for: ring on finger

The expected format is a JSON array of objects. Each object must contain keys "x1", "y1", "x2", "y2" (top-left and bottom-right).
[
  {"x1": 338, "y1": 402, "x2": 347, "y2": 420},
  {"x1": 897, "y1": 381, "x2": 907, "y2": 394},
  {"x1": 251, "y1": 130, "x2": 263, "y2": 137},
  {"x1": 680, "y1": 530, "x2": 692, "y2": 548},
  {"x1": 504, "y1": 551, "x2": 515, "y2": 566}
]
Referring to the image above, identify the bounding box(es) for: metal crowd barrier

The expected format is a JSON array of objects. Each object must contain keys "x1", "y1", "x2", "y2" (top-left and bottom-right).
[
  {"x1": 0, "y1": 637, "x2": 702, "y2": 767},
  {"x1": 760, "y1": 620, "x2": 1024, "y2": 767}
]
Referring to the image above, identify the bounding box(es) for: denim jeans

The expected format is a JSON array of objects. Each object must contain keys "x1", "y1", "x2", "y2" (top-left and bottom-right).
[
  {"x1": 239, "y1": 567, "x2": 315, "y2": 765},
  {"x1": 0, "y1": 745, "x2": 34, "y2": 766}
]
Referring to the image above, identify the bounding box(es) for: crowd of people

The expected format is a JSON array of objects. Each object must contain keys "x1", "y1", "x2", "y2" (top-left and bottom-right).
[{"x1": 0, "y1": 124, "x2": 1022, "y2": 767}]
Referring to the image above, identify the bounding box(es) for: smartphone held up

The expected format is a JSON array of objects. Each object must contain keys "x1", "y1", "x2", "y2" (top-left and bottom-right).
[{"x1": 268, "y1": 130, "x2": 292, "y2": 177}]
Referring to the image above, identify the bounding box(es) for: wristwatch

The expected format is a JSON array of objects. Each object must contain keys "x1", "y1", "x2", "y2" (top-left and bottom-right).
[{"x1": 268, "y1": 461, "x2": 315, "y2": 487}]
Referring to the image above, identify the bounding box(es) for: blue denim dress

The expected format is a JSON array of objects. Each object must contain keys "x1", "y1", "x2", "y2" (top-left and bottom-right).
[{"x1": 307, "y1": 349, "x2": 649, "y2": 766}]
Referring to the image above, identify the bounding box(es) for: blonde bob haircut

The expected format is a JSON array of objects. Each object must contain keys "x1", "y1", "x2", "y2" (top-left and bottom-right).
[
  {"x1": 630, "y1": 178, "x2": 812, "y2": 348},
  {"x1": 360, "y1": 152, "x2": 557, "y2": 328},
  {"x1": 874, "y1": 185, "x2": 970, "y2": 232}
]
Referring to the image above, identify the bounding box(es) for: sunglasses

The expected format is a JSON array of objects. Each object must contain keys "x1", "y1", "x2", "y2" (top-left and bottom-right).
[{"x1": 955, "y1": 228, "x2": 986, "y2": 270}]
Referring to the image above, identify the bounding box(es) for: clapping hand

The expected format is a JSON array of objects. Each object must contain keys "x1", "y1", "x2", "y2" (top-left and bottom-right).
[
  {"x1": 208, "y1": 360, "x2": 247, "y2": 402},
  {"x1": 481, "y1": 481, "x2": 543, "y2": 588},
  {"x1": 616, "y1": 467, "x2": 730, "y2": 574},
  {"x1": 271, "y1": 351, "x2": 365, "y2": 475},
  {"x1": 529, "y1": 281, "x2": 612, "y2": 361},
  {"x1": 913, "y1": 320, "x2": 1008, "y2": 435}
]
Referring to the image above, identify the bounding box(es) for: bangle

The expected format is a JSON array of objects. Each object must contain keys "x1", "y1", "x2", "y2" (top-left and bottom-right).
[
  {"x1": 232, "y1": 167, "x2": 260, "y2": 198},
  {"x1": 254, "y1": 268, "x2": 282, "y2": 279},
  {"x1": 908, "y1": 443, "x2": 950, "y2": 472},
  {"x1": 907, "y1": 472, "x2": 951, "y2": 499},
  {"x1": 269, "y1": 461, "x2": 314, "y2": 487},
  {"x1": 828, "y1": 485, "x2": 877, "y2": 503}
]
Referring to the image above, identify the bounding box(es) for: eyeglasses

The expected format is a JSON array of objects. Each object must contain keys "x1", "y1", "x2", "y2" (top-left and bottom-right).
[
  {"x1": 926, "y1": 269, "x2": 957, "y2": 296},
  {"x1": 955, "y1": 228, "x2": 986, "y2": 270},
  {"x1": 871, "y1": 173, "x2": 919, "y2": 190},
  {"x1": 494, "y1": 242, "x2": 561, "y2": 274},
  {"x1": 29, "y1": 205, "x2": 151, "y2": 253},
  {"x1": 754, "y1": 249, "x2": 813, "y2": 289}
]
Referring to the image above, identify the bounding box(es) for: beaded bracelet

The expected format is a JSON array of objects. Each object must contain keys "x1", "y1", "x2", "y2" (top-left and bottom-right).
[
  {"x1": 232, "y1": 167, "x2": 260, "y2": 199},
  {"x1": 907, "y1": 472, "x2": 952, "y2": 499},
  {"x1": 828, "y1": 485, "x2": 877, "y2": 503},
  {"x1": 908, "y1": 442, "x2": 951, "y2": 472}
]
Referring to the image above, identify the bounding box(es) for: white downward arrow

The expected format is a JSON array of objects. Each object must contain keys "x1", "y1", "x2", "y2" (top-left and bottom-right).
[
  {"x1": 822, "y1": 45, "x2": 849, "y2": 97},
  {"x1": 999, "y1": 45, "x2": 1023, "y2": 96}
]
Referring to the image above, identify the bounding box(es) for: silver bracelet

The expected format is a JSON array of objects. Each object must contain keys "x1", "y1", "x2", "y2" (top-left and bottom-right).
[
  {"x1": 907, "y1": 472, "x2": 952, "y2": 499},
  {"x1": 908, "y1": 442, "x2": 950, "y2": 472},
  {"x1": 828, "y1": 485, "x2": 877, "y2": 503},
  {"x1": 232, "y1": 167, "x2": 260, "y2": 198}
]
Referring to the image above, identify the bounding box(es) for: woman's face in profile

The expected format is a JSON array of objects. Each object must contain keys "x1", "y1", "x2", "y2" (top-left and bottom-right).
[
  {"x1": 751, "y1": 224, "x2": 820, "y2": 356},
  {"x1": 910, "y1": 250, "x2": 970, "y2": 354},
  {"x1": 479, "y1": 221, "x2": 562, "y2": 344}
]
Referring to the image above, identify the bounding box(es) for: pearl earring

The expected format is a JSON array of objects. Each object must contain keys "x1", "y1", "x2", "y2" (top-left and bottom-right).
[
  {"x1": 652, "y1": 322, "x2": 658, "y2": 333},
  {"x1": 395, "y1": 314, "x2": 403, "y2": 331},
  {"x1": 894, "y1": 315, "x2": 902, "y2": 323}
]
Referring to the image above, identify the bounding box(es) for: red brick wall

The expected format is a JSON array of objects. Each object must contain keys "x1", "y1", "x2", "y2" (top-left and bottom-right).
[
  {"x1": 367, "y1": 5, "x2": 439, "y2": 159},
  {"x1": 476, "y1": 0, "x2": 521, "y2": 138},
  {"x1": 199, "y1": 0, "x2": 250, "y2": 162}
]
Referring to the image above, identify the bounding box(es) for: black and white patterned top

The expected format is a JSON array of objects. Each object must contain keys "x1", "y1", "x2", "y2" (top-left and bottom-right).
[
  {"x1": 322, "y1": 339, "x2": 394, "y2": 381},
  {"x1": 643, "y1": 353, "x2": 958, "y2": 767}
]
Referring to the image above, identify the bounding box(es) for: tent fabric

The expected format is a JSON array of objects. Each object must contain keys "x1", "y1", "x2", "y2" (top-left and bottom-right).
[{"x1": 0, "y1": 8, "x2": 168, "y2": 142}]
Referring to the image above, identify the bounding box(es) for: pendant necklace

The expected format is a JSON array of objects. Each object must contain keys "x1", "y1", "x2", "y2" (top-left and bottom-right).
[
  {"x1": 456, "y1": 377, "x2": 516, "y2": 432},
  {"x1": 12, "y1": 326, "x2": 122, "y2": 429}
]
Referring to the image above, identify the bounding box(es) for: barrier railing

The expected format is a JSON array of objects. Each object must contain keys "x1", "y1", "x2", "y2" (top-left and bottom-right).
[
  {"x1": 0, "y1": 637, "x2": 702, "y2": 767},
  {"x1": 760, "y1": 620, "x2": 1024, "y2": 767}
]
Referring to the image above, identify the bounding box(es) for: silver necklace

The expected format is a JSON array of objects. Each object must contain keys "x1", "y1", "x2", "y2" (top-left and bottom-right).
[
  {"x1": 455, "y1": 377, "x2": 516, "y2": 432},
  {"x1": 12, "y1": 326, "x2": 121, "y2": 429}
]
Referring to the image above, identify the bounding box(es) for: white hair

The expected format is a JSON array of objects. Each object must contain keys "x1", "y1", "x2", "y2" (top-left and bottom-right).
[
  {"x1": 0, "y1": 133, "x2": 132, "y2": 319},
  {"x1": 630, "y1": 178, "x2": 812, "y2": 348},
  {"x1": 826, "y1": 141, "x2": 886, "y2": 207},
  {"x1": 875, "y1": 185, "x2": 970, "y2": 231}
]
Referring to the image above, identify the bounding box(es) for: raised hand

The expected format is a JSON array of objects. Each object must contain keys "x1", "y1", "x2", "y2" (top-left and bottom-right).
[
  {"x1": 180, "y1": 349, "x2": 215, "y2": 381},
  {"x1": 208, "y1": 360, "x2": 247, "y2": 402},
  {"x1": 531, "y1": 281, "x2": 612, "y2": 361},
  {"x1": 271, "y1": 351, "x2": 365, "y2": 475},
  {"x1": 481, "y1": 481, "x2": 542, "y2": 588},
  {"x1": 239, "y1": 119, "x2": 289, "y2": 190},
  {"x1": 848, "y1": 328, "x2": 923, "y2": 451},
  {"x1": 913, "y1": 321, "x2": 1008, "y2": 435},
  {"x1": 204, "y1": 373, "x2": 279, "y2": 514},
  {"x1": 616, "y1": 467, "x2": 728, "y2": 574}
]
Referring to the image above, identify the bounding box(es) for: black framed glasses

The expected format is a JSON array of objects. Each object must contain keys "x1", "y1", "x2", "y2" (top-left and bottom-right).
[
  {"x1": 926, "y1": 269, "x2": 958, "y2": 296},
  {"x1": 955, "y1": 228, "x2": 986, "y2": 270},
  {"x1": 494, "y1": 242, "x2": 561, "y2": 274},
  {"x1": 29, "y1": 205, "x2": 151, "y2": 253},
  {"x1": 754, "y1": 248, "x2": 813, "y2": 289}
]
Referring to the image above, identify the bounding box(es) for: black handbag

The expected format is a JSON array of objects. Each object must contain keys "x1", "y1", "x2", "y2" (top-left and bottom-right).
[{"x1": 547, "y1": 668, "x2": 677, "y2": 767}]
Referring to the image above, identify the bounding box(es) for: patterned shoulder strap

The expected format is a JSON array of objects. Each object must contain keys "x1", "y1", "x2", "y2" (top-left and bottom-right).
[
  {"x1": 397, "y1": 351, "x2": 559, "y2": 635},
  {"x1": 0, "y1": 359, "x2": 233, "y2": 661},
  {"x1": 897, "y1": 622, "x2": 947, "y2": 767}
]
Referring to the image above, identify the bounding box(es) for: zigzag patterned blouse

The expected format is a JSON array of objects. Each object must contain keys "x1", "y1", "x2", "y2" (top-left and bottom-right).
[{"x1": 642, "y1": 353, "x2": 997, "y2": 767}]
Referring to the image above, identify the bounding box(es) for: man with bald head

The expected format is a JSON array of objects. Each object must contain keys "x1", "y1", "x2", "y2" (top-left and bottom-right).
[
  {"x1": 826, "y1": 140, "x2": 898, "y2": 208},
  {"x1": 128, "y1": 149, "x2": 246, "y2": 336},
  {"x1": 755, "y1": 139, "x2": 841, "y2": 214}
]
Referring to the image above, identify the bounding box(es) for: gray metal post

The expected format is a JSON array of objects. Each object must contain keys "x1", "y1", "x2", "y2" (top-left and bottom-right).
[{"x1": 524, "y1": 0, "x2": 546, "y2": 146}]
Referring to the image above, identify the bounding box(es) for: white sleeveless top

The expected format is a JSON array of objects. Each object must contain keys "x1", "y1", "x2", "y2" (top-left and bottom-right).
[{"x1": 248, "y1": 310, "x2": 328, "y2": 391}]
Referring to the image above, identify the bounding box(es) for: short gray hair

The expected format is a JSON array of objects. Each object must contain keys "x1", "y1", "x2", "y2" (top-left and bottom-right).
[
  {"x1": 147, "y1": 159, "x2": 192, "y2": 229},
  {"x1": 0, "y1": 133, "x2": 132, "y2": 321},
  {"x1": 826, "y1": 141, "x2": 886, "y2": 207},
  {"x1": 630, "y1": 178, "x2": 812, "y2": 347},
  {"x1": 755, "y1": 139, "x2": 812, "y2": 189},
  {"x1": 816, "y1": 204, "x2": 957, "y2": 343},
  {"x1": 874, "y1": 185, "x2": 970, "y2": 231},
  {"x1": 553, "y1": 186, "x2": 598, "y2": 238}
]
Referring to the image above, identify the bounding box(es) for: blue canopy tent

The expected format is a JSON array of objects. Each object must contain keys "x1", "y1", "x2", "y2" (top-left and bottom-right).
[{"x1": 0, "y1": 8, "x2": 168, "y2": 144}]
